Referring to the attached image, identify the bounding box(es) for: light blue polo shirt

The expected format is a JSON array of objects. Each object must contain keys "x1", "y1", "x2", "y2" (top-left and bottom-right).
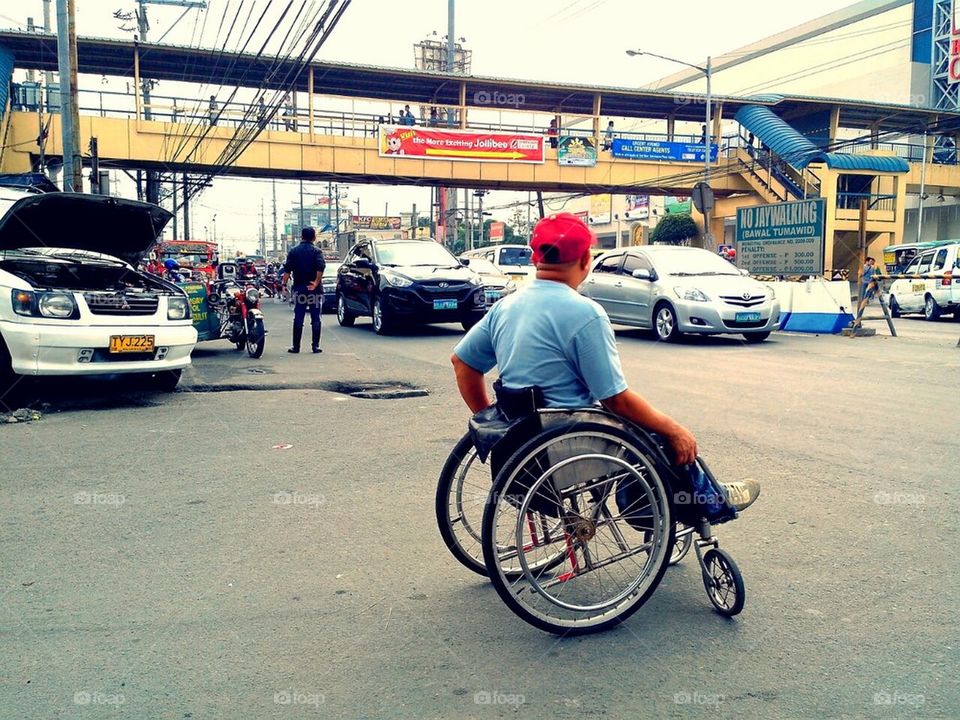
[{"x1": 453, "y1": 279, "x2": 628, "y2": 408}]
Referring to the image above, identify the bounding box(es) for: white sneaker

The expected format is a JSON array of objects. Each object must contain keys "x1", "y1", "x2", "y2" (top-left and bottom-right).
[{"x1": 721, "y1": 479, "x2": 761, "y2": 511}]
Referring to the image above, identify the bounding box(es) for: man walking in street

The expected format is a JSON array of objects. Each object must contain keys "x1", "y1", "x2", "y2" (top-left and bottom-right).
[{"x1": 282, "y1": 227, "x2": 326, "y2": 354}]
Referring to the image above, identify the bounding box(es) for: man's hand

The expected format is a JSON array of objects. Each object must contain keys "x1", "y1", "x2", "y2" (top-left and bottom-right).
[
  {"x1": 306, "y1": 281, "x2": 319, "y2": 291},
  {"x1": 600, "y1": 389, "x2": 698, "y2": 466},
  {"x1": 665, "y1": 423, "x2": 697, "y2": 467}
]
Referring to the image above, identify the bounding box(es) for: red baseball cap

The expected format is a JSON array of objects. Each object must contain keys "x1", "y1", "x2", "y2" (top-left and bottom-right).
[{"x1": 530, "y1": 212, "x2": 596, "y2": 265}]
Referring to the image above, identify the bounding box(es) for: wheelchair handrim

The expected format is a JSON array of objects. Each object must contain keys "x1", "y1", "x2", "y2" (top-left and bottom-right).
[
  {"x1": 484, "y1": 429, "x2": 674, "y2": 630},
  {"x1": 515, "y1": 453, "x2": 666, "y2": 613}
]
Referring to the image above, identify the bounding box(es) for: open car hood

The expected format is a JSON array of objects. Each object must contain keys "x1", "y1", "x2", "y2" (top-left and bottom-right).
[{"x1": 0, "y1": 193, "x2": 172, "y2": 266}]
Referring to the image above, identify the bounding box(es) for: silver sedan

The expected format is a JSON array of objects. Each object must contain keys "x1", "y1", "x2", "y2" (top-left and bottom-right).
[{"x1": 580, "y1": 246, "x2": 781, "y2": 342}]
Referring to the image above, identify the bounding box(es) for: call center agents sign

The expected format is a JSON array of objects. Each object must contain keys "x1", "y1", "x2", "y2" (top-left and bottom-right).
[{"x1": 379, "y1": 126, "x2": 545, "y2": 163}]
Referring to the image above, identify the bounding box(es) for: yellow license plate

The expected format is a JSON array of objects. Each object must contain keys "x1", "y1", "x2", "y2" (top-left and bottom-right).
[{"x1": 109, "y1": 335, "x2": 156, "y2": 353}]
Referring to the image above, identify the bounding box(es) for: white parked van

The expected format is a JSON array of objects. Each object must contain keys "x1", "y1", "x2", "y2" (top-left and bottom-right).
[
  {"x1": 460, "y1": 244, "x2": 534, "y2": 285},
  {"x1": 887, "y1": 241, "x2": 960, "y2": 320},
  {"x1": 0, "y1": 189, "x2": 198, "y2": 398}
]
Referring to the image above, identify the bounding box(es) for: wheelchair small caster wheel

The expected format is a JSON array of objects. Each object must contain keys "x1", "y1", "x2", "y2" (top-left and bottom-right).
[{"x1": 701, "y1": 548, "x2": 744, "y2": 616}]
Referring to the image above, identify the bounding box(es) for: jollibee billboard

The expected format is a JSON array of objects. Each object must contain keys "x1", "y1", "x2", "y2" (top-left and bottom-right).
[{"x1": 378, "y1": 126, "x2": 544, "y2": 163}]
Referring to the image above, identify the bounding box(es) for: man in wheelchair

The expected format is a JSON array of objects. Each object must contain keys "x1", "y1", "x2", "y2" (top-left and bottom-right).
[{"x1": 450, "y1": 212, "x2": 759, "y2": 520}]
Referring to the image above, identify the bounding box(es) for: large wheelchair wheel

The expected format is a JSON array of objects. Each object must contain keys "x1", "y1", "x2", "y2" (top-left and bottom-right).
[
  {"x1": 437, "y1": 433, "x2": 568, "y2": 578},
  {"x1": 435, "y1": 434, "x2": 495, "y2": 576},
  {"x1": 481, "y1": 422, "x2": 674, "y2": 635}
]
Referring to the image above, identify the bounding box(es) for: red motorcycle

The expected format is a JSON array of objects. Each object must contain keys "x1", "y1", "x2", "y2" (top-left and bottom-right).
[{"x1": 206, "y1": 274, "x2": 266, "y2": 358}]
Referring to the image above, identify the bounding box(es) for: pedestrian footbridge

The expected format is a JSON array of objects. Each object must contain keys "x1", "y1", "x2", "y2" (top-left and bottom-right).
[{"x1": 1, "y1": 30, "x2": 959, "y2": 276}]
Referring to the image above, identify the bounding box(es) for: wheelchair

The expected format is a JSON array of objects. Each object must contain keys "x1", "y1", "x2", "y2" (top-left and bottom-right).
[{"x1": 435, "y1": 408, "x2": 745, "y2": 635}]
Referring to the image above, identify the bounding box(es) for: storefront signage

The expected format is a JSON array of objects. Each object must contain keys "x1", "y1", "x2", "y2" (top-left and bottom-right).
[{"x1": 353, "y1": 216, "x2": 402, "y2": 230}]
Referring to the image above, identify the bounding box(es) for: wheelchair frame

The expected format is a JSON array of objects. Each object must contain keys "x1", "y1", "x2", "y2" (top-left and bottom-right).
[{"x1": 435, "y1": 408, "x2": 745, "y2": 635}]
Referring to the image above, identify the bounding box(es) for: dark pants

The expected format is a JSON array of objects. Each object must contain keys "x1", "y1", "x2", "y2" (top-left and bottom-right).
[{"x1": 292, "y1": 285, "x2": 322, "y2": 349}]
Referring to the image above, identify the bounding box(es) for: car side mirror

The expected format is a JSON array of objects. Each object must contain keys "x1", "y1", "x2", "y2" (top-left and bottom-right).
[
  {"x1": 632, "y1": 268, "x2": 654, "y2": 281},
  {"x1": 459, "y1": 257, "x2": 470, "y2": 266},
  {"x1": 355, "y1": 258, "x2": 372, "y2": 269}
]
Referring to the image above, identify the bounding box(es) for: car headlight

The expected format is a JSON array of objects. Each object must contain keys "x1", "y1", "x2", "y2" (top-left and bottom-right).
[
  {"x1": 245, "y1": 287, "x2": 260, "y2": 305},
  {"x1": 167, "y1": 295, "x2": 191, "y2": 321},
  {"x1": 383, "y1": 272, "x2": 413, "y2": 288},
  {"x1": 11, "y1": 289, "x2": 34, "y2": 316},
  {"x1": 673, "y1": 286, "x2": 710, "y2": 302},
  {"x1": 468, "y1": 274, "x2": 483, "y2": 286},
  {"x1": 38, "y1": 292, "x2": 78, "y2": 318},
  {"x1": 504, "y1": 279, "x2": 517, "y2": 292}
]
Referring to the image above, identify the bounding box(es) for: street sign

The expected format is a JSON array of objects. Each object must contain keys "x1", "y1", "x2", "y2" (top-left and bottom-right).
[
  {"x1": 611, "y1": 138, "x2": 718, "y2": 163},
  {"x1": 735, "y1": 198, "x2": 826, "y2": 275},
  {"x1": 691, "y1": 182, "x2": 714, "y2": 213}
]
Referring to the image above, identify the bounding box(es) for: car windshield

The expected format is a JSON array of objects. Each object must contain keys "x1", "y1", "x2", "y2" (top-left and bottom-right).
[
  {"x1": 324, "y1": 264, "x2": 341, "y2": 277},
  {"x1": 163, "y1": 253, "x2": 209, "y2": 267},
  {"x1": 499, "y1": 247, "x2": 532, "y2": 266},
  {"x1": 467, "y1": 258, "x2": 502, "y2": 275},
  {"x1": 377, "y1": 242, "x2": 459, "y2": 267},
  {"x1": 652, "y1": 249, "x2": 741, "y2": 277}
]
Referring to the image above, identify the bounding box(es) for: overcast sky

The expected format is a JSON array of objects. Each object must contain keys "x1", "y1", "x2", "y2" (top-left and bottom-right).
[{"x1": 6, "y1": 0, "x2": 849, "y2": 253}]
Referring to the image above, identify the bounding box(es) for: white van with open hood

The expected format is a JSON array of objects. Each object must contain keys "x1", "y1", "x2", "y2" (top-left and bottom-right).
[{"x1": 0, "y1": 189, "x2": 198, "y2": 399}]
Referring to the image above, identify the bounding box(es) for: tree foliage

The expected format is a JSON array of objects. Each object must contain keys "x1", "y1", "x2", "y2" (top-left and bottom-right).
[{"x1": 650, "y1": 213, "x2": 699, "y2": 245}]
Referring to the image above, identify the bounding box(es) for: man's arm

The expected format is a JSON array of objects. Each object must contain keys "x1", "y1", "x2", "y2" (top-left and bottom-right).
[
  {"x1": 307, "y1": 253, "x2": 325, "y2": 291},
  {"x1": 574, "y1": 315, "x2": 697, "y2": 465},
  {"x1": 600, "y1": 390, "x2": 697, "y2": 466},
  {"x1": 451, "y1": 355, "x2": 491, "y2": 413}
]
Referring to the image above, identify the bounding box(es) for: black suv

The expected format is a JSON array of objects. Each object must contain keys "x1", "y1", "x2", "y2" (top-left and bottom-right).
[{"x1": 335, "y1": 239, "x2": 486, "y2": 334}]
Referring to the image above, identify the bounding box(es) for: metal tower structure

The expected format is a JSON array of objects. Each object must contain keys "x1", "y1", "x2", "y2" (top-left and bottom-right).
[{"x1": 932, "y1": 0, "x2": 959, "y2": 110}]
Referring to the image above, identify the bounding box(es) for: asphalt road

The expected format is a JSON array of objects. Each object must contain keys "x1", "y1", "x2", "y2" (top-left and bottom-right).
[{"x1": 2, "y1": 300, "x2": 958, "y2": 719}]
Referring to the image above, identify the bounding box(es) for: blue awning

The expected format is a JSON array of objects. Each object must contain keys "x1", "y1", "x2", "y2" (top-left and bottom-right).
[
  {"x1": 808, "y1": 152, "x2": 910, "y2": 173},
  {"x1": 734, "y1": 105, "x2": 820, "y2": 166},
  {"x1": 734, "y1": 105, "x2": 910, "y2": 173}
]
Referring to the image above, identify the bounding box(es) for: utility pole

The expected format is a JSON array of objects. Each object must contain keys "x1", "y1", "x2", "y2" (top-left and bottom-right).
[
  {"x1": 182, "y1": 173, "x2": 190, "y2": 239},
  {"x1": 55, "y1": 0, "x2": 82, "y2": 192},
  {"x1": 171, "y1": 177, "x2": 178, "y2": 239},
  {"x1": 271, "y1": 179, "x2": 278, "y2": 255},
  {"x1": 259, "y1": 199, "x2": 266, "y2": 256},
  {"x1": 334, "y1": 185, "x2": 342, "y2": 249},
  {"x1": 88, "y1": 138, "x2": 99, "y2": 194},
  {"x1": 527, "y1": 191, "x2": 532, "y2": 241},
  {"x1": 411, "y1": 203, "x2": 418, "y2": 238},
  {"x1": 42, "y1": 0, "x2": 53, "y2": 110},
  {"x1": 299, "y1": 177, "x2": 305, "y2": 229},
  {"x1": 136, "y1": 1, "x2": 159, "y2": 205}
]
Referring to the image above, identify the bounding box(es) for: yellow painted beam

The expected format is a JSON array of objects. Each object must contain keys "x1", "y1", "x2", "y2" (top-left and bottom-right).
[{"x1": 7, "y1": 112, "x2": 959, "y2": 206}]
